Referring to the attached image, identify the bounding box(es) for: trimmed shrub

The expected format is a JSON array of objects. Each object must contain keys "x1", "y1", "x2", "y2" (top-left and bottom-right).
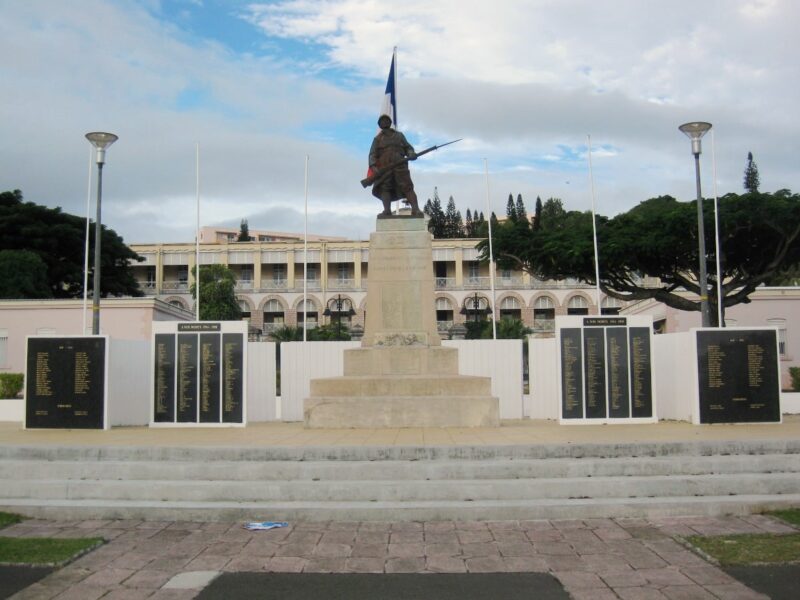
[{"x1": 0, "y1": 373, "x2": 24, "y2": 399}]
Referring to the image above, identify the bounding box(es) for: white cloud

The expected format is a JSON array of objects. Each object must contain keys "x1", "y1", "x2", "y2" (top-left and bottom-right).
[{"x1": 0, "y1": 0, "x2": 797, "y2": 246}]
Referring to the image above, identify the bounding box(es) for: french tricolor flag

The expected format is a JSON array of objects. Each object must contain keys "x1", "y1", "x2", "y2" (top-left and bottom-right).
[{"x1": 380, "y1": 48, "x2": 397, "y2": 128}]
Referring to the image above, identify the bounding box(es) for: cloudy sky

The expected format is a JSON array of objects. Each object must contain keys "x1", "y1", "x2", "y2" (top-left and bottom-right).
[{"x1": 1, "y1": 0, "x2": 797, "y2": 244}]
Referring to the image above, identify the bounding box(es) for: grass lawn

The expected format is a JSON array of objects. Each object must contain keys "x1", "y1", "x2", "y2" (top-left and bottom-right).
[
  {"x1": 768, "y1": 508, "x2": 800, "y2": 528},
  {"x1": 0, "y1": 511, "x2": 102, "y2": 565},
  {"x1": 687, "y1": 509, "x2": 800, "y2": 566},
  {"x1": 687, "y1": 533, "x2": 800, "y2": 566},
  {"x1": 0, "y1": 537, "x2": 104, "y2": 565},
  {"x1": 0, "y1": 513, "x2": 22, "y2": 530}
]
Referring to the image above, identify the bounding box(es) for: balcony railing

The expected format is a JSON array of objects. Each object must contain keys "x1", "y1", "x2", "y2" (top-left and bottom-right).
[
  {"x1": 533, "y1": 318, "x2": 555, "y2": 332},
  {"x1": 162, "y1": 280, "x2": 189, "y2": 292},
  {"x1": 260, "y1": 280, "x2": 288, "y2": 291},
  {"x1": 328, "y1": 278, "x2": 355, "y2": 290},
  {"x1": 464, "y1": 276, "x2": 490, "y2": 289},
  {"x1": 436, "y1": 320, "x2": 454, "y2": 331},
  {"x1": 435, "y1": 277, "x2": 456, "y2": 289},
  {"x1": 497, "y1": 277, "x2": 523, "y2": 289},
  {"x1": 140, "y1": 281, "x2": 157, "y2": 295},
  {"x1": 235, "y1": 280, "x2": 254, "y2": 290},
  {"x1": 293, "y1": 280, "x2": 322, "y2": 291}
]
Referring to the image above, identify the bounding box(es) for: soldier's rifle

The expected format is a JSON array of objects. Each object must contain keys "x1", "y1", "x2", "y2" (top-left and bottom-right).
[{"x1": 360, "y1": 138, "x2": 462, "y2": 188}]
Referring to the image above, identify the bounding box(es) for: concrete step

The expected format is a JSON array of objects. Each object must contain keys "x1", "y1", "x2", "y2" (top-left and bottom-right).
[
  {"x1": 1, "y1": 440, "x2": 798, "y2": 521},
  {"x1": 1, "y1": 439, "x2": 798, "y2": 462},
  {"x1": 2, "y1": 494, "x2": 800, "y2": 522},
  {"x1": 1, "y1": 473, "x2": 798, "y2": 503},
  {"x1": 0, "y1": 454, "x2": 798, "y2": 482}
]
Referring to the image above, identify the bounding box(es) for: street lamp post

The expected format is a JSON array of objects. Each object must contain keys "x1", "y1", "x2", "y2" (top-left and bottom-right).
[
  {"x1": 85, "y1": 132, "x2": 118, "y2": 335},
  {"x1": 323, "y1": 295, "x2": 355, "y2": 340},
  {"x1": 679, "y1": 122, "x2": 712, "y2": 328}
]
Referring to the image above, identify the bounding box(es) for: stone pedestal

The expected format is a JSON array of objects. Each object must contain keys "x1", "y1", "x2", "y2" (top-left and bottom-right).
[{"x1": 304, "y1": 217, "x2": 499, "y2": 428}]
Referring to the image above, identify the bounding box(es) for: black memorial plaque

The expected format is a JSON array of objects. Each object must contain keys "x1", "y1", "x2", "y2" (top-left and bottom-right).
[
  {"x1": 697, "y1": 330, "x2": 780, "y2": 424},
  {"x1": 153, "y1": 334, "x2": 176, "y2": 422},
  {"x1": 176, "y1": 334, "x2": 198, "y2": 423},
  {"x1": 606, "y1": 327, "x2": 630, "y2": 418},
  {"x1": 25, "y1": 337, "x2": 106, "y2": 429},
  {"x1": 221, "y1": 333, "x2": 244, "y2": 423},
  {"x1": 560, "y1": 328, "x2": 583, "y2": 419},
  {"x1": 199, "y1": 333, "x2": 221, "y2": 423},
  {"x1": 629, "y1": 327, "x2": 653, "y2": 418},
  {"x1": 583, "y1": 327, "x2": 607, "y2": 418}
]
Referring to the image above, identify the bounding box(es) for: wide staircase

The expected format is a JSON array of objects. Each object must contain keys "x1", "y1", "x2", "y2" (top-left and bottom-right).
[{"x1": 0, "y1": 439, "x2": 799, "y2": 522}]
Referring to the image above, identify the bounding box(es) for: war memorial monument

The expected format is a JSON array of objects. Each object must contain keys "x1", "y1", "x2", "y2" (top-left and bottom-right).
[{"x1": 304, "y1": 114, "x2": 499, "y2": 427}]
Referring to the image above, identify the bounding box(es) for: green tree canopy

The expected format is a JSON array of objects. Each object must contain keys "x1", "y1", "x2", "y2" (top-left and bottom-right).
[
  {"x1": 0, "y1": 250, "x2": 52, "y2": 299},
  {"x1": 190, "y1": 264, "x2": 241, "y2": 321},
  {"x1": 0, "y1": 189, "x2": 143, "y2": 298},
  {"x1": 483, "y1": 190, "x2": 800, "y2": 326}
]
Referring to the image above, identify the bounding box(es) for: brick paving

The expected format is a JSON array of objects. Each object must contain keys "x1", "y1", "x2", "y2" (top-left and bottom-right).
[{"x1": 4, "y1": 514, "x2": 796, "y2": 599}]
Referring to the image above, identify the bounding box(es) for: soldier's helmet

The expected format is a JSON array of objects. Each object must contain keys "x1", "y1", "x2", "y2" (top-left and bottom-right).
[{"x1": 377, "y1": 114, "x2": 393, "y2": 127}]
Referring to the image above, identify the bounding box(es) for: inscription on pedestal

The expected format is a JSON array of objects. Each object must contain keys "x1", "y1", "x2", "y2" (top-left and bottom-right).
[
  {"x1": 697, "y1": 330, "x2": 780, "y2": 423},
  {"x1": 558, "y1": 316, "x2": 655, "y2": 422},
  {"x1": 152, "y1": 323, "x2": 246, "y2": 425},
  {"x1": 25, "y1": 337, "x2": 106, "y2": 429},
  {"x1": 153, "y1": 334, "x2": 175, "y2": 422},
  {"x1": 560, "y1": 328, "x2": 583, "y2": 419}
]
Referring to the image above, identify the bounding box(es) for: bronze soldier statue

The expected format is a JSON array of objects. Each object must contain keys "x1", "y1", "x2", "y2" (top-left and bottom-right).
[{"x1": 368, "y1": 114, "x2": 422, "y2": 217}]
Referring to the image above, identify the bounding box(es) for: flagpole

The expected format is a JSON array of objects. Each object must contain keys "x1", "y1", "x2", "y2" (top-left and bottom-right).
[
  {"x1": 82, "y1": 146, "x2": 93, "y2": 335},
  {"x1": 711, "y1": 130, "x2": 723, "y2": 328},
  {"x1": 484, "y1": 158, "x2": 497, "y2": 340},
  {"x1": 587, "y1": 135, "x2": 602, "y2": 313},
  {"x1": 392, "y1": 46, "x2": 399, "y2": 215},
  {"x1": 303, "y1": 155, "x2": 309, "y2": 342},
  {"x1": 195, "y1": 142, "x2": 201, "y2": 321}
]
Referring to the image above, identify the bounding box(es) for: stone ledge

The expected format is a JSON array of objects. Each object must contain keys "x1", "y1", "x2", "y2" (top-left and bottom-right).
[{"x1": 304, "y1": 396, "x2": 500, "y2": 428}]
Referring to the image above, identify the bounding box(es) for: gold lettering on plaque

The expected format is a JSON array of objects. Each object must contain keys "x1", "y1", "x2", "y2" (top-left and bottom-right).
[
  {"x1": 35, "y1": 352, "x2": 53, "y2": 396},
  {"x1": 706, "y1": 344, "x2": 725, "y2": 389},
  {"x1": 73, "y1": 351, "x2": 90, "y2": 395}
]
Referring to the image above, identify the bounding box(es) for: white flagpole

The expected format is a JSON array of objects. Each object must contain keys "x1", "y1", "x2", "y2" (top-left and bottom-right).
[
  {"x1": 195, "y1": 143, "x2": 201, "y2": 321},
  {"x1": 82, "y1": 146, "x2": 93, "y2": 334},
  {"x1": 484, "y1": 158, "x2": 497, "y2": 340},
  {"x1": 303, "y1": 155, "x2": 309, "y2": 342},
  {"x1": 392, "y1": 46, "x2": 399, "y2": 215},
  {"x1": 711, "y1": 130, "x2": 723, "y2": 327},
  {"x1": 587, "y1": 135, "x2": 602, "y2": 312}
]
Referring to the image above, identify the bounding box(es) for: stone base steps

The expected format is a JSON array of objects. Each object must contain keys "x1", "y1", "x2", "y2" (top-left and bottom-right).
[{"x1": 1, "y1": 439, "x2": 798, "y2": 522}]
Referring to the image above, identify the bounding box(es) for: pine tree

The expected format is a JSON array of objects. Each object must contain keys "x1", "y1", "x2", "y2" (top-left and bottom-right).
[
  {"x1": 743, "y1": 151, "x2": 760, "y2": 193},
  {"x1": 515, "y1": 194, "x2": 528, "y2": 227},
  {"x1": 444, "y1": 196, "x2": 464, "y2": 238},
  {"x1": 237, "y1": 219, "x2": 251, "y2": 242},
  {"x1": 426, "y1": 187, "x2": 447, "y2": 238},
  {"x1": 464, "y1": 209, "x2": 473, "y2": 237},
  {"x1": 533, "y1": 196, "x2": 543, "y2": 231},
  {"x1": 505, "y1": 194, "x2": 517, "y2": 221}
]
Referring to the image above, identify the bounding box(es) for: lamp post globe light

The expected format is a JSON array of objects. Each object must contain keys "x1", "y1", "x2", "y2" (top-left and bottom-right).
[
  {"x1": 85, "y1": 132, "x2": 118, "y2": 335},
  {"x1": 679, "y1": 121, "x2": 712, "y2": 328}
]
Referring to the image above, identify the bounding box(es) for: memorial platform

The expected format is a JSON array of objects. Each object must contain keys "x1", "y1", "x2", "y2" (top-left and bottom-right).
[{"x1": 0, "y1": 418, "x2": 799, "y2": 523}]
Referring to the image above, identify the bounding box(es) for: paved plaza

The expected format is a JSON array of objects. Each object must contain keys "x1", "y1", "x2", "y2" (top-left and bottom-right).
[{"x1": 3, "y1": 513, "x2": 797, "y2": 599}]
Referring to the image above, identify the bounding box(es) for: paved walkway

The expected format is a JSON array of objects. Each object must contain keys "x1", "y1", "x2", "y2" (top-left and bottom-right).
[
  {"x1": 2, "y1": 415, "x2": 800, "y2": 448},
  {"x1": 3, "y1": 514, "x2": 797, "y2": 599}
]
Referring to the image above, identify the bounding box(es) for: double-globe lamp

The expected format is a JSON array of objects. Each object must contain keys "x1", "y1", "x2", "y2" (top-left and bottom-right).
[
  {"x1": 678, "y1": 121, "x2": 712, "y2": 328},
  {"x1": 85, "y1": 132, "x2": 119, "y2": 335}
]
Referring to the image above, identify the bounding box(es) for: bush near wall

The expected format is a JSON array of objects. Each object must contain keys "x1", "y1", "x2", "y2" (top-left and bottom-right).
[
  {"x1": 0, "y1": 374, "x2": 24, "y2": 399},
  {"x1": 791, "y1": 367, "x2": 800, "y2": 392}
]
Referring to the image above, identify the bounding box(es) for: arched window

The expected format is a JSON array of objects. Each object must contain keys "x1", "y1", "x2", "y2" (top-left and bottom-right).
[
  {"x1": 499, "y1": 296, "x2": 522, "y2": 320},
  {"x1": 238, "y1": 299, "x2": 251, "y2": 321},
  {"x1": 533, "y1": 296, "x2": 555, "y2": 331},
  {"x1": 263, "y1": 299, "x2": 284, "y2": 329},
  {"x1": 567, "y1": 295, "x2": 589, "y2": 315},
  {"x1": 601, "y1": 296, "x2": 623, "y2": 315},
  {"x1": 297, "y1": 299, "x2": 318, "y2": 325},
  {"x1": 435, "y1": 297, "x2": 454, "y2": 330}
]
